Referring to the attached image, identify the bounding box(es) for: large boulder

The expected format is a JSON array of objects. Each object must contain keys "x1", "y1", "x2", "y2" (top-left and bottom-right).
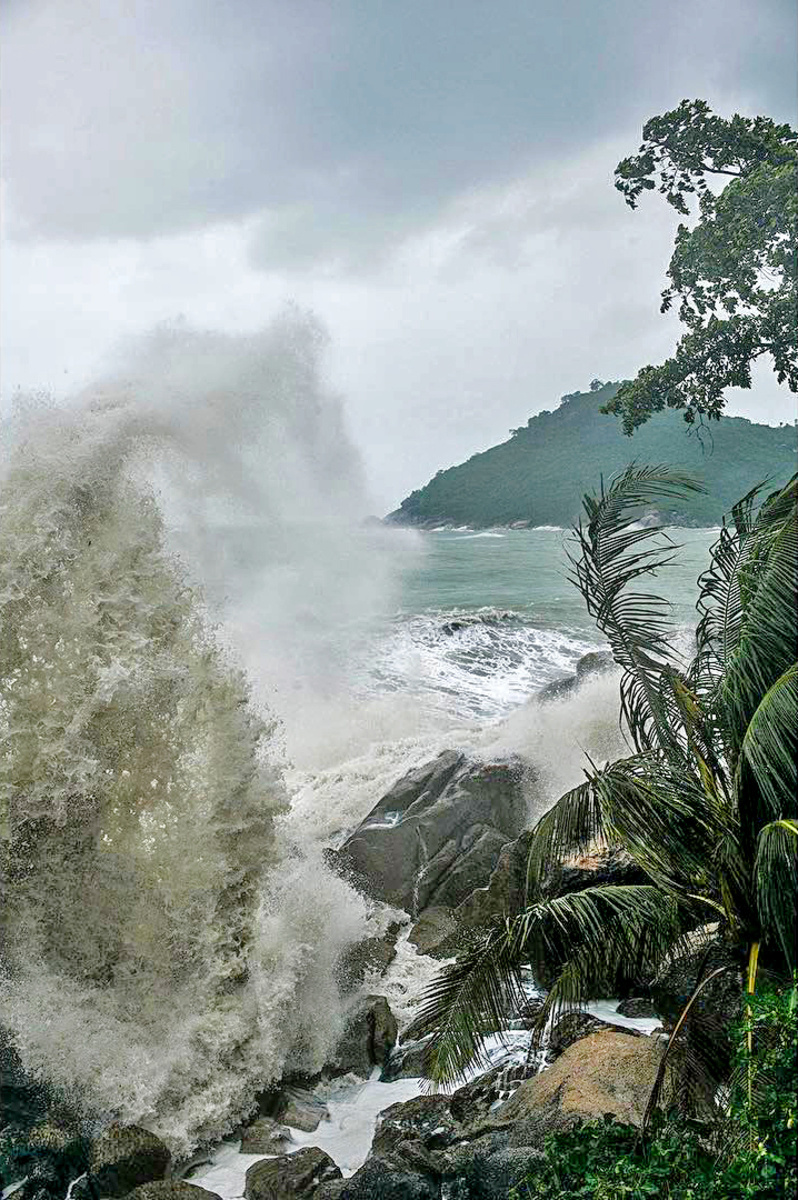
[
  {"x1": 490, "y1": 1030, "x2": 669, "y2": 1148},
  {"x1": 278, "y1": 1089, "x2": 330, "y2": 1134},
  {"x1": 315, "y1": 1157, "x2": 437, "y2": 1200},
  {"x1": 127, "y1": 1185, "x2": 221, "y2": 1200},
  {"x1": 650, "y1": 924, "x2": 743, "y2": 1029},
  {"x1": 327, "y1": 995, "x2": 398, "y2": 1078},
  {"x1": 336, "y1": 752, "x2": 530, "y2": 915},
  {"x1": 335, "y1": 922, "x2": 402, "y2": 994},
  {"x1": 407, "y1": 907, "x2": 457, "y2": 957},
  {"x1": 244, "y1": 1147, "x2": 340, "y2": 1200},
  {"x1": 89, "y1": 1125, "x2": 171, "y2": 1198}
]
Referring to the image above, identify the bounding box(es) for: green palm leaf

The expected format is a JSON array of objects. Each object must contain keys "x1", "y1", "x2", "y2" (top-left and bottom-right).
[
  {"x1": 755, "y1": 819, "x2": 798, "y2": 968},
  {"x1": 570, "y1": 464, "x2": 705, "y2": 754},
  {"x1": 419, "y1": 885, "x2": 681, "y2": 1085}
]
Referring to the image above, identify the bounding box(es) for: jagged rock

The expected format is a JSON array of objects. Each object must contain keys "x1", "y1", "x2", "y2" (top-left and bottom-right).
[
  {"x1": 407, "y1": 907, "x2": 457, "y2": 957},
  {"x1": 487, "y1": 1030, "x2": 670, "y2": 1149},
  {"x1": 89, "y1": 1125, "x2": 171, "y2": 1198},
  {"x1": 278, "y1": 1089, "x2": 329, "y2": 1134},
  {"x1": 452, "y1": 830, "x2": 535, "y2": 936},
  {"x1": 244, "y1": 1147, "x2": 341, "y2": 1200},
  {"x1": 651, "y1": 924, "x2": 743, "y2": 1029},
  {"x1": 316, "y1": 1157, "x2": 437, "y2": 1199},
  {"x1": 337, "y1": 752, "x2": 529, "y2": 915},
  {"x1": 239, "y1": 1117, "x2": 292, "y2": 1154},
  {"x1": 335, "y1": 923, "x2": 402, "y2": 993},
  {"x1": 616, "y1": 997, "x2": 658, "y2": 1019},
  {"x1": 537, "y1": 650, "x2": 615, "y2": 703},
  {"x1": 449, "y1": 1060, "x2": 536, "y2": 1127},
  {"x1": 327, "y1": 995, "x2": 398, "y2": 1079},
  {"x1": 0, "y1": 1121, "x2": 88, "y2": 1193},
  {"x1": 371, "y1": 1094, "x2": 459, "y2": 1178},
  {"x1": 382, "y1": 1037, "x2": 433, "y2": 1081},
  {"x1": 127, "y1": 1184, "x2": 222, "y2": 1200},
  {"x1": 546, "y1": 1011, "x2": 641, "y2": 1060},
  {"x1": 445, "y1": 1144, "x2": 545, "y2": 1199},
  {"x1": 550, "y1": 846, "x2": 649, "y2": 897}
]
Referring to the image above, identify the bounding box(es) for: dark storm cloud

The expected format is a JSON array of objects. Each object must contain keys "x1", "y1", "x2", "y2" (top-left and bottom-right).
[{"x1": 2, "y1": 0, "x2": 795, "y2": 268}]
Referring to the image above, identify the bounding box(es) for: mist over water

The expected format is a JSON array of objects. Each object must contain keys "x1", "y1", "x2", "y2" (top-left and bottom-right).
[{"x1": 0, "y1": 311, "x2": 714, "y2": 1158}]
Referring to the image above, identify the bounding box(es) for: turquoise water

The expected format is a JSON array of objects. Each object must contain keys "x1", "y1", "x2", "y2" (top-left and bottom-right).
[{"x1": 397, "y1": 527, "x2": 719, "y2": 629}]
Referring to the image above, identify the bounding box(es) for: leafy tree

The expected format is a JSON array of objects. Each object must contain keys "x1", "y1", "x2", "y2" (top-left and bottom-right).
[
  {"x1": 604, "y1": 100, "x2": 798, "y2": 434},
  {"x1": 415, "y1": 466, "x2": 797, "y2": 1098}
]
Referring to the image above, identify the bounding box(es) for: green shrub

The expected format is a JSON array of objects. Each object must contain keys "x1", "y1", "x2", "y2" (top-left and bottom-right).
[{"x1": 511, "y1": 983, "x2": 797, "y2": 1199}]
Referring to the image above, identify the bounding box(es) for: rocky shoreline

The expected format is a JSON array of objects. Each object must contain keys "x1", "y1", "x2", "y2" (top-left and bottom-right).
[{"x1": 1, "y1": 654, "x2": 721, "y2": 1200}]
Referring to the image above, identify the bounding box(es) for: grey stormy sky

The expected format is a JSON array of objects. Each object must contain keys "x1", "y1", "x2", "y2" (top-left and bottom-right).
[{"x1": 2, "y1": 0, "x2": 796, "y2": 511}]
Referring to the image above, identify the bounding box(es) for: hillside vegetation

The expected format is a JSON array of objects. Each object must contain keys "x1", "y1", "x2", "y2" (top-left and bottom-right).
[{"x1": 387, "y1": 382, "x2": 798, "y2": 528}]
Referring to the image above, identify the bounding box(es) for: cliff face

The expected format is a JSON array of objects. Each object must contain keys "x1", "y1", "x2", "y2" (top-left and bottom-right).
[{"x1": 387, "y1": 383, "x2": 798, "y2": 528}]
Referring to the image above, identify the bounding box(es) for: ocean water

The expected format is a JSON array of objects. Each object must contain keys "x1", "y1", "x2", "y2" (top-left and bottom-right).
[{"x1": 0, "y1": 317, "x2": 719, "y2": 1164}]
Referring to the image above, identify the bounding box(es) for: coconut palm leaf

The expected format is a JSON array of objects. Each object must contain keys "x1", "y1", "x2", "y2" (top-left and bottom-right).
[
  {"x1": 413, "y1": 916, "x2": 528, "y2": 1085},
  {"x1": 526, "y1": 754, "x2": 725, "y2": 903},
  {"x1": 692, "y1": 483, "x2": 764, "y2": 692},
  {"x1": 738, "y1": 664, "x2": 798, "y2": 818},
  {"x1": 420, "y1": 885, "x2": 680, "y2": 1085},
  {"x1": 720, "y1": 477, "x2": 798, "y2": 760},
  {"x1": 643, "y1": 964, "x2": 734, "y2": 1129},
  {"x1": 754, "y1": 819, "x2": 798, "y2": 968},
  {"x1": 570, "y1": 464, "x2": 705, "y2": 754}
]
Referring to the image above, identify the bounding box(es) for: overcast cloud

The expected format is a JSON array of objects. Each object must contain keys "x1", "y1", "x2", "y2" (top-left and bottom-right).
[{"x1": 2, "y1": 0, "x2": 796, "y2": 510}]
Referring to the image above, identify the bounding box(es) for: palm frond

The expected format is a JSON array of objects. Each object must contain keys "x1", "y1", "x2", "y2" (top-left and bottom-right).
[
  {"x1": 527, "y1": 754, "x2": 726, "y2": 904},
  {"x1": 643, "y1": 964, "x2": 735, "y2": 1127},
  {"x1": 413, "y1": 918, "x2": 528, "y2": 1085},
  {"x1": 418, "y1": 884, "x2": 680, "y2": 1085},
  {"x1": 737, "y1": 664, "x2": 798, "y2": 819},
  {"x1": 692, "y1": 483, "x2": 764, "y2": 692},
  {"x1": 523, "y1": 775, "x2": 607, "y2": 898},
  {"x1": 754, "y1": 819, "x2": 798, "y2": 968},
  {"x1": 570, "y1": 464, "x2": 705, "y2": 754},
  {"x1": 720, "y1": 477, "x2": 798, "y2": 760}
]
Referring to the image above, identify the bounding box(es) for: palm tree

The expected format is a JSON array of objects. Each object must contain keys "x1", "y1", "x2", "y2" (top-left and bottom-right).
[{"x1": 416, "y1": 465, "x2": 797, "y2": 1103}]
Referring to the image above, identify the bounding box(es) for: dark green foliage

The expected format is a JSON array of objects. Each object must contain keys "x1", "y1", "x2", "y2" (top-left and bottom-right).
[
  {"x1": 606, "y1": 100, "x2": 797, "y2": 434},
  {"x1": 389, "y1": 383, "x2": 797, "y2": 528},
  {"x1": 417, "y1": 468, "x2": 797, "y2": 1091},
  {"x1": 510, "y1": 982, "x2": 798, "y2": 1199}
]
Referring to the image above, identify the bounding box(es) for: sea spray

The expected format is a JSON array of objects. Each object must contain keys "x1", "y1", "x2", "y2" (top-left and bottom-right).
[{"x1": 0, "y1": 313, "x2": 390, "y2": 1155}]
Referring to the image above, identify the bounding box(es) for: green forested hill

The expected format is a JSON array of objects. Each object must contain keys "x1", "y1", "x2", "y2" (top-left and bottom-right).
[{"x1": 387, "y1": 383, "x2": 798, "y2": 528}]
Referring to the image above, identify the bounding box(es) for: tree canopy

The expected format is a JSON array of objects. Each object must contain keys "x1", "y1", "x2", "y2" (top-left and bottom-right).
[{"x1": 604, "y1": 100, "x2": 798, "y2": 434}]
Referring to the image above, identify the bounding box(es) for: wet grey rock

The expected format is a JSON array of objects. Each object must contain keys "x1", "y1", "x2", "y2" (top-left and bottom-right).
[
  {"x1": 244, "y1": 1147, "x2": 341, "y2": 1200},
  {"x1": 382, "y1": 1037, "x2": 433, "y2": 1081},
  {"x1": 335, "y1": 922, "x2": 402, "y2": 993},
  {"x1": 127, "y1": 1184, "x2": 222, "y2": 1200},
  {"x1": 370, "y1": 1094, "x2": 459, "y2": 1180},
  {"x1": 337, "y1": 752, "x2": 529, "y2": 915},
  {"x1": 89, "y1": 1125, "x2": 171, "y2": 1198},
  {"x1": 318, "y1": 1158, "x2": 437, "y2": 1199},
  {"x1": 546, "y1": 1011, "x2": 641, "y2": 1060},
  {"x1": 327, "y1": 995, "x2": 398, "y2": 1079},
  {"x1": 537, "y1": 650, "x2": 615, "y2": 703},
  {"x1": 238, "y1": 1117, "x2": 292, "y2": 1154},
  {"x1": 278, "y1": 1089, "x2": 329, "y2": 1134},
  {"x1": 407, "y1": 907, "x2": 457, "y2": 958},
  {"x1": 616, "y1": 997, "x2": 658, "y2": 1019}
]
